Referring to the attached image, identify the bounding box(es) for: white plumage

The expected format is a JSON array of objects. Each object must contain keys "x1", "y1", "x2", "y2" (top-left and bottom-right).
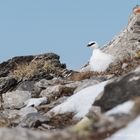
[
  {"x1": 81, "y1": 41, "x2": 114, "y2": 72},
  {"x1": 89, "y1": 48, "x2": 114, "y2": 72}
]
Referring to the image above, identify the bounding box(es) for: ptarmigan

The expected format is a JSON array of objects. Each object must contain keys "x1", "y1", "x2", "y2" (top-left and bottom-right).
[{"x1": 81, "y1": 41, "x2": 114, "y2": 72}]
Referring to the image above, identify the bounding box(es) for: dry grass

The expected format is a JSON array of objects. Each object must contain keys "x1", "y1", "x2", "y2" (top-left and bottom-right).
[
  {"x1": 68, "y1": 71, "x2": 95, "y2": 81},
  {"x1": 10, "y1": 60, "x2": 61, "y2": 80}
]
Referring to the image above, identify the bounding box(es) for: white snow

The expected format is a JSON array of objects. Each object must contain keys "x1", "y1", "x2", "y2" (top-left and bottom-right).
[
  {"x1": 50, "y1": 80, "x2": 108, "y2": 119},
  {"x1": 90, "y1": 49, "x2": 114, "y2": 72},
  {"x1": 134, "y1": 66, "x2": 140, "y2": 73},
  {"x1": 24, "y1": 97, "x2": 47, "y2": 107},
  {"x1": 129, "y1": 76, "x2": 140, "y2": 82},
  {"x1": 106, "y1": 101, "x2": 134, "y2": 116},
  {"x1": 107, "y1": 116, "x2": 140, "y2": 140}
]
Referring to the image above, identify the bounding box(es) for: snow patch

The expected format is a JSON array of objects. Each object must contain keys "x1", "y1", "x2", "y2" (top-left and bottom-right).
[
  {"x1": 129, "y1": 76, "x2": 140, "y2": 82},
  {"x1": 25, "y1": 97, "x2": 47, "y2": 107},
  {"x1": 107, "y1": 116, "x2": 140, "y2": 140},
  {"x1": 106, "y1": 101, "x2": 134, "y2": 116},
  {"x1": 50, "y1": 81, "x2": 108, "y2": 119}
]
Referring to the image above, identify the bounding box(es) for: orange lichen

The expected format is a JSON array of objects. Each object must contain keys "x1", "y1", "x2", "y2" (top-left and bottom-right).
[{"x1": 134, "y1": 7, "x2": 140, "y2": 14}]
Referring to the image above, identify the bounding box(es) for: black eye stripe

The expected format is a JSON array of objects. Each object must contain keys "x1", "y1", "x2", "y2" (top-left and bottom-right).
[{"x1": 88, "y1": 42, "x2": 96, "y2": 46}]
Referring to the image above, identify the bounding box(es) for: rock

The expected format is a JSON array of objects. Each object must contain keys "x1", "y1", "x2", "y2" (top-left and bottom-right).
[
  {"x1": 94, "y1": 67, "x2": 140, "y2": 112},
  {"x1": 19, "y1": 113, "x2": 50, "y2": 128},
  {"x1": 74, "y1": 79, "x2": 101, "y2": 93},
  {"x1": 1, "y1": 108, "x2": 38, "y2": 125},
  {"x1": 40, "y1": 85, "x2": 63, "y2": 97},
  {"x1": 0, "y1": 56, "x2": 34, "y2": 77},
  {"x1": 35, "y1": 78, "x2": 66, "y2": 89},
  {"x1": 38, "y1": 97, "x2": 68, "y2": 113},
  {"x1": 16, "y1": 81, "x2": 41, "y2": 97},
  {"x1": 121, "y1": 63, "x2": 128, "y2": 69},
  {"x1": 0, "y1": 53, "x2": 67, "y2": 80},
  {"x1": 31, "y1": 72, "x2": 54, "y2": 81},
  {"x1": 0, "y1": 128, "x2": 49, "y2": 140},
  {"x1": 19, "y1": 107, "x2": 38, "y2": 117},
  {"x1": 0, "y1": 77, "x2": 17, "y2": 94},
  {"x1": 1, "y1": 109, "x2": 21, "y2": 125},
  {"x1": 34, "y1": 53, "x2": 60, "y2": 61},
  {"x1": 16, "y1": 81, "x2": 35, "y2": 92},
  {"x1": 103, "y1": 7, "x2": 140, "y2": 62},
  {"x1": 0, "y1": 112, "x2": 10, "y2": 127},
  {"x1": 40, "y1": 85, "x2": 75, "y2": 102},
  {"x1": 35, "y1": 79, "x2": 55, "y2": 89},
  {"x1": 3, "y1": 90, "x2": 31, "y2": 109}
]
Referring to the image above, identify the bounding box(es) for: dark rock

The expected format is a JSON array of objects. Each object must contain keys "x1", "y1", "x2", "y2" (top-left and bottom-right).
[
  {"x1": 0, "y1": 53, "x2": 66, "y2": 78},
  {"x1": 31, "y1": 71, "x2": 54, "y2": 81},
  {"x1": 47, "y1": 113, "x2": 74, "y2": 129},
  {"x1": 19, "y1": 113, "x2": 50, "y2": 128},
  {"x1": 0, "y1": 77, "x2": 17, "y2": 94},
  {"x1": 94, "y1": 68, "x2": 140, "y2": 112},
  {"x1": 16, "y1": 81, "x2": 36, "y2": 92},
  {"x1": 0, "y1": 56, "x2": 34, "y2": 77},
  {"x1": 16, "y1": 81, "x2": 41, "y2": 97},
  {"x1": 35, "y1": 53, "x2": 60, "y2": 61}
]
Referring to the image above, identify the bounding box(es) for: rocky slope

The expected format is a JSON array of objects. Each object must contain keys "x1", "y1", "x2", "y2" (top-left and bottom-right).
[{"x1": 0, "y1": 6, "x2": 140, "y2": 140}]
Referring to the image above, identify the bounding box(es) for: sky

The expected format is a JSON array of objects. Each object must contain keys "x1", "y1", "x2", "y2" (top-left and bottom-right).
[{"x1": 0, "y1": 1, "x2": 139, "y2": 70}]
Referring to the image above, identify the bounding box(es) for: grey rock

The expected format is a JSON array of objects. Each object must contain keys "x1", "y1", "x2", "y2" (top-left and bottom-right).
[
  {"x1": 64, "y1": 81, "x2": 81, "y2": 89},
  {"x1": 3, "y1": 90, "x2": 31, "y2": 109},
  {"x1": 74, "y1": 79, "x2": 101, "y2": 93},
  {"x1": 16, "y1": 81, "x2": 41, "y2": 97},
  {"x1": 40, "y1": 85, "x2": 62, "y2": 97},
  {"x1": 40, "y1": 84, "x2": 75, "y2": 102},
  {"x1": 35, "y1": 78, "x2": 71, "y2": 89},
  {"x1": 19, "y1": 113, "x2": 49, "y2": 128},
  {"x1": 19, "y1": 107, "x2": 38, "y2": 117},
  {"x1": 1, "y1": 109, "x2": 21, "y2": 125},
  {"x1": 94, "y1": 66, "x2": 140, "y2": 112},
  {"x1": 2, "y1": 109, "x2": 20, "y2": 119},
  {"x1": 103, "y1": 10, "x2": 140, "y2": 62},
  {"x1": 16, "y1": 81, "x2": 35, "y2": 92},
  {"x1": 0, "y1": 128, "x2": 49, "y2": 140},
  {"x1": 35, "y1": 79, "x2": 51, "y2": 89}
]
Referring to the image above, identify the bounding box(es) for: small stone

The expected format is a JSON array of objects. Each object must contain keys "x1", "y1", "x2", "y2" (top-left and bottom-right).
[
  {"x1": 121, "y1": 63, "x2": 128, "y2": 69},
  {"x1": 19, "y1": 113, "x2": 50, "y2": 128},
  {"x1": 19, "y1": 107, "x2": 38, "y2": 117}
]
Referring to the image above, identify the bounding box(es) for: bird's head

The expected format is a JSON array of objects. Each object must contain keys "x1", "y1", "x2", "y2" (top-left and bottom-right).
[{"x1": 87, "y1": 41, "x2": 99, "y2": 49}]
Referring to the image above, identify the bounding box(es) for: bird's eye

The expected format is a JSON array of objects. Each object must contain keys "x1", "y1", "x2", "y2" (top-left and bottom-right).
[{"x1": 88, "y1": 42, "x2": 95, "y2": 46}]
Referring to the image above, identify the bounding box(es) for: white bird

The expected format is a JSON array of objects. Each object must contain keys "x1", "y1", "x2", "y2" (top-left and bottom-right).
[
  {"x1": 86, "y1": 41, "x2": 114, "y2": 72},
  {"x1": 24, "y1": 97, "x2": 47, "y2": 107}
]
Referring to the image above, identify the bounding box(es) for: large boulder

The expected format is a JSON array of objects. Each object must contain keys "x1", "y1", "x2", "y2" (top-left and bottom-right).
[
  {"x1": 94, "y1": 66, "x2": 140, "y2": 112},
  {"x1": 103, "y1": 6, "x2": 140, "y2": 62},
  {"x1": 0, "y1": 53, "x2": 67, "y2": 79},
  {"x1": 3, "y1": 90, "x2": 31, "y2": 109}
]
